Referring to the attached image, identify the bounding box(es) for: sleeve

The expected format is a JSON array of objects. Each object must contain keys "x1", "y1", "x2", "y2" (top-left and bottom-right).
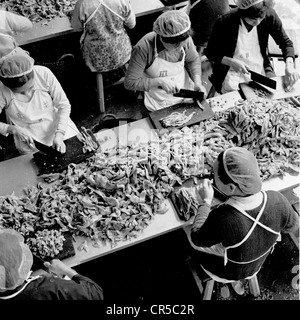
[
  {"x1": 0, "y1": 86, "x2": 10, "y2": 136},
  {"x1": 4, "y1": 11, "x2": 32, "y2": 33},
  {"x1": 71, "y1": 274, "x2": 104, "y2": 300},
  {"x1": 122, "y1": 0, "x2": 136, "y2": 29},
  {"x1": 268, "y1": 9, "x2": 295, "y2": 61},
  {"x1": 42, "y1": 67, "x2": 71, "y2": 133},
  {"x1": 184, "y1": 37, "x2": 202, "y2": 80},
  {"x1": 124, "y1": 38, "x2": 154, "y2": 92},
  {"x1": 280, "y1": 194, "x2": 299, "y2": 234},
  {"x1": 71, "y1": 0, "x2": 86, "y2": 30},
  {"x1": 204, "y1": 15, "x2": 228, "y2": 64},
  {"x1": 190, "y1": 203, "x2": 223, "y2": 247}
]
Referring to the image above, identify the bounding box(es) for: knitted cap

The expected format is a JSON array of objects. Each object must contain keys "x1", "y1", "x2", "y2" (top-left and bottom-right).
[
  {"x1": 153, "y1": 10, "x2": 191, "y2": 37},
  {"x1": 0, "y1": 229, "x2": 33, "y2": 292},
  {"x1": 235, "y1": 0, "x2": 264, "y2": 9},
  {"x1": 223, "y1": 147, "x2": 262, "y2": 195},
  {"x1": 0, "y1": 53, "x2": 34, "y2": 78}
]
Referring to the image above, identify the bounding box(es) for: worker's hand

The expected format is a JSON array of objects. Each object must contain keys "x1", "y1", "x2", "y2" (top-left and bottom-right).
[
  {"x1": 284, "y1": 62, "x2": 300, "y2": 91},
  {"x1": 197, "y1": 178, "x2": 214, "y2": 206},
  {"x1": 53, "y1": 132, "x2": 66, "y2": 153},
  {"x1": 155, "y1": 78, "x2": 180, "y2": 94},
  {"x1": 7, "y1": 125, "x2": 34, "y2": 146},
  {"x1": 228, "y1": 58, "x2": 250, "y2": 74},
  {"x1": 44, "y1": 259, "x2": 78, "y2": 279},
  {"x1": 194, "y1": 82, "x2": 207, "y2": 99}
]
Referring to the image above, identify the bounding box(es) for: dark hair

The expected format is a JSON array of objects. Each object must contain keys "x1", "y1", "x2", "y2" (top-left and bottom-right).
[
  {"x1": 160, "y1": 29, "x2": 193, "y2": 44},
  {"x1": 239, "y1": 1, "x2": 269, "y2": 19},
  {"x1": 0, "y1": 71, "x2": 34, "y2": 89}
]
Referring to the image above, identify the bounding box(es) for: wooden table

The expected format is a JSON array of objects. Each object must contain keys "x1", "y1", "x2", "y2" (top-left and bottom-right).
[
  {"x1": 0, "y1": 97, "x2": 299, "y2": 271},
  {"x1": 14, "y1": 0, "x2": 179, "y2": 46}
]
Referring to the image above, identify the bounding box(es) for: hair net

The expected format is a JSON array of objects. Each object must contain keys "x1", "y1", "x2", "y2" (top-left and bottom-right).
[
  {"x1": 0, "y1": 229, "x2": 33, "y2": 292},
  {"x1": 235, "y1": 0, "x2": 264, "y2": 9},
  {"x1": 0, "y1": 53, "x2": 34, "y2": 78},
  {"x1": 222, "y1": 147, "x2": 262, "y2": 195},
  {"x1": 153, "y1": 10, "x2": 191, "y2": 37}
]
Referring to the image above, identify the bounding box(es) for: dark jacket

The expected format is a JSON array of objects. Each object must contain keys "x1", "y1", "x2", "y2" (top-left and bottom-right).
[
  {"x1": 190, "y1": 191, "x2": 299, "y2": 281},
  {"x1": 3, "y1": 274, "x2": 104, "y2": 300},
  {"x1": 204, "y1": 8, "x2": 295, "y2": 92}
]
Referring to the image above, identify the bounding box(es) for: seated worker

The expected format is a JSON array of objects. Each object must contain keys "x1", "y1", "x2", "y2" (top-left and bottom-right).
[
  {"x1": 0, "y1": 54, "x2": 79, "y2": 155},
  {"x1": 0, "y1": 9, "x2": 32, "y2": 60},
  {"x1": 0, "y1": 228, "x2": 104, "y2": 300},
  {"x1": 124, "y1": 10, "x2": 206, "y2": 112},
  {"x1": 71, "y1": 0, "x2": 136, "y2": 80},
  {"x1": 204, "y1": 0, "x2": 300, "y2": 93},
  {"x1": 185, "y1": 147, "x2": 299, "y2": 295}
]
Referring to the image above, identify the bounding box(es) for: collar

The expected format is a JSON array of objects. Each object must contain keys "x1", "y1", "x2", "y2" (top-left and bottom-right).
[
  {"x1": 241, "y1": 18, "x2": 254, "y2": 32},
  {"x1": 230, "y1": 191, "x2": 263, "y2": 210}
]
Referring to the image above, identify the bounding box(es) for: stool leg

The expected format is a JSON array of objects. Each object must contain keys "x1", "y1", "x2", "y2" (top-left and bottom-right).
[
  {"x1": 248, "y1": 275, "x2": 260, "y2": 297},
  {"x1": 96, "y1": 73, "x2": 105, "y2": 113},
  {"x1": 203, "y1": 279, "x2": 215, "y2": 300}
]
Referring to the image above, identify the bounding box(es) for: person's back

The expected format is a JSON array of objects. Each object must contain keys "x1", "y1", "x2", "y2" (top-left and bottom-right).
[
  {"x1": 71, "y1": 0, "x2": 136, "y2": 73},
  {"x1": 189, "y1": 0, "x2": 230, "y2": 53}
]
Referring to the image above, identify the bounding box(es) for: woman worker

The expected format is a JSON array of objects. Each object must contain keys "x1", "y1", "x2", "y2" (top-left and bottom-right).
[
  {"x1": 71, "y1": 0, "x2": 136, "y2": 107},
  {"x1": 124, "y1": 10, "x2": 206, "y2": 112},
  {"x1": 0, "y1": 9, "x2": 32, "y2": 59},
  {"x1": 204, "y1": 0, "x2": 300, "y2": 93},
  {"x1": 185, "y1": 147, "x2": 299, "y2": 296},
  {"x1": 0, "y1": 228, "x2": 104, "y2": 300},
  {"x1": 0, "y1": 54, "x2": 79, "y2": 155}
]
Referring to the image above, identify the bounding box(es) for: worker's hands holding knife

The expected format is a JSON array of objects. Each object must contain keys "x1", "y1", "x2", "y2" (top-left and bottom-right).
[
  {"x1": 7, "y1": 125, "x2": 34, "y2": 147},
  {"x1": 197, "y1": 179, "x2": 214, "y2": 206},
  {"x1": 44, "y1": 259, "x2": 78, "y2": 279}
]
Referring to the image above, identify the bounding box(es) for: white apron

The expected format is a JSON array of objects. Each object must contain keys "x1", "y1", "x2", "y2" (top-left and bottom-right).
[
  {"x1": 222, "y1": 19, "x2": 265, "y2": 93},
  {"x1": 5, "y1": 86, "x2": 79, "y2": 154},
  {"x1": 144, "y1": 36, "x2": 194, "y2": 111},
  {"x1": 186, "y1": 191, "x2": 281, "y2": 283}
]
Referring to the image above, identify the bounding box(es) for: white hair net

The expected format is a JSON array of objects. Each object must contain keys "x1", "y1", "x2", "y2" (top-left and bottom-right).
[
  {"x1": 153, "y1": 10, "x2": 191, "y2": 37},
  {"x1": 223, "y1": 147, "x2": 262, "y2": 195},
  {"x1": 235, "y1": 0, "x2": 264, "y2": 9},
  {"x1": 0, "y1": 53, "x2": 34, "y2": 78},
  {"x1": 0, "y1": 229, "x2": 33, "y2": 292}
]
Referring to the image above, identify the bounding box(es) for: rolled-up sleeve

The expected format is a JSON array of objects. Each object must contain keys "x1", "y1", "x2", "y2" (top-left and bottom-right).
[{"x1": 42, "y1": 67, "x2": 71, "y2": 133}]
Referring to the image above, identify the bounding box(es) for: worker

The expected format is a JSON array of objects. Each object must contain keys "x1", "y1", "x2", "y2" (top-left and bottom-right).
[
  {"x1": 0, "y1": 228, "x2": 104, "y2": 300},
  {"x1": 71, "y1": 0, "x2": 136, "y2": 83},
  {"x1": 204, "y1": 0, "x2": 300, "y2": 93},
  {"x1": 0, "y1": 9, "x2": 32, "y2": 35},
  {"x1": 0, "y1": 54, "x2": 79, "y2": 155},
  {"x1": 188, "y1": 0, "x2": 230, "y2": 56},
  {"x1": 185, "y1": 147, "x2": 299, "y2": 296},
  {"x1": 124, "y1": 10, "x2": 206, "y2": 112},
  {"x1": 0, "y1": 9, "x2": 32, "y2": 59}
]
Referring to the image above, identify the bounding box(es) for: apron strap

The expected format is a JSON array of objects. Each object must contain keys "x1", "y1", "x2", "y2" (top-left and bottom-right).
[
  {"x1": 223, "y1": 191, "x2": 280, "y2": 265},
  {"x1": 0, "y1": 274, "x2": 42, "y2": 300}
]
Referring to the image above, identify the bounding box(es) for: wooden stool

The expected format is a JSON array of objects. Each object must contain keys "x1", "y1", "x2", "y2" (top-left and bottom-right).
[
  {"x1": 202, "y1": 275, "x2": 260, "y2": 300},
  {"x1": 186, "y1": 256, "x2": 260, "y2": 300}
]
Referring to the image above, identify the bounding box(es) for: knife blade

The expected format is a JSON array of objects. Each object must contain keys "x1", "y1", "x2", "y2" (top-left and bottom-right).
[
  {"x1": 248, "y1": 69, "x2": 277, "y2": 89},
  {"x1": 33, "y1": 140, "x2": 63, "y2": 157}
]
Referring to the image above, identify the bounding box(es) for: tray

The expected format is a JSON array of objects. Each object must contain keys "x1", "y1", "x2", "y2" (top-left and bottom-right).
[
  {"x1": 149, "y1": 101, "x2": 215, "y2": 130},
  {"x1": 239, "y1": 76, "x2": 300, "y2": 101},
  {"x1": 33, "y1": 133, "x2": 98, "y2": 175}
]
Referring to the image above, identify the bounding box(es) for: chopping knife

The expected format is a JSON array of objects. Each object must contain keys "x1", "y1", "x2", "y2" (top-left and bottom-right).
[
  {"x1": 247, "y1": 69, "x2": 277, "y2": 90},
  {"x1": 173, "y1": 89, "x2": 205, "y2": 110},
  {"x1": 33, "y1": 140, "x2": 63, "y2": 157}
]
